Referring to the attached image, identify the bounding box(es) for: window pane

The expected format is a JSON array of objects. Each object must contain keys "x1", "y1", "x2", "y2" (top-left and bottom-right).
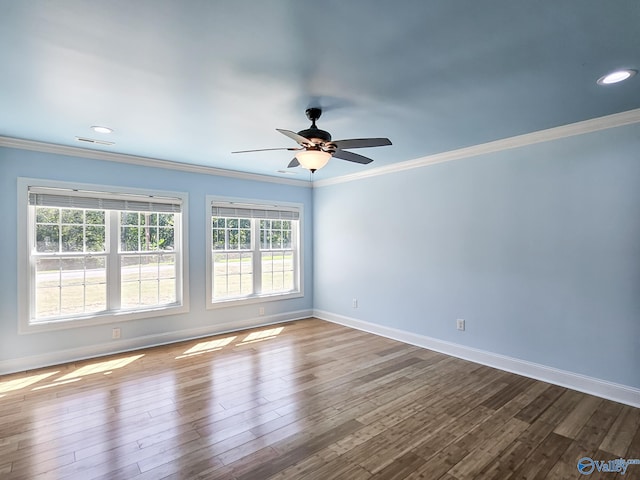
[
  {"x1": 36, "y1": 207, "x2": 59, "y2": 224},
  {"x1": 261, "y1": 251, "x2": 294, "y2": 294},
  {"x1": 260, "y1": 228, "x2": 268, "y2": 249},
  {"x1": 121, "y1": 254, "x2": 141, "y2": 308},
  {"x1": 61, "y1": 258, "x2": 84, "y2": 286},
  {"x1": 159, "y1": 213, "x2": 173, "y2": 227},
  {"x1": 159, "y1": 227, "x2": 174, "y2": 250},
  {"x1": 120, "y1": 254, "x2": 176, "y2": 309},
  {"x1": 34, "y1": 256, "x2": 107, "y2": 319},
  {"x1": 121, "y1": 227, "x2": 140, "y2": 251},
  {"x1": 141, "y1": 226, "x2": 157, "y2": 251},
  {"x1": 159, "y1": 279, "x2": 176, "y2": 304},
  {"x1": 213, "y1": 252, "x2": 253, "y2": 299},
  {"x1": 86, "y1": 226, "x2": 106, "y2": 252},
  {"x1": 146, "y1": 213, "x2": 158, "y2": 226},
  {"x1": 35, "y1": 258, "x2": 60, "y2": 318},
  {"x1": 61, "y1": 225, "x2": 84, "y2": 252},
  {"x1": 283, "y1": 231, "x2": 292, "y2": 249},
  {"x1": 61, "y1": 209, "x2": 83, "y2": 224},
  {"x1": 140, "y1": 280, "x2": 159, "y2": 306},
  {"x1": 159, "y1": 254, "x2": 176, "y2": 279},
  {"x1": 86, "y1": 210, "x2": 105, "y2": 225},
  {"x1": 36, "y1": 287, "x2": 60, "y2": 318},
  {"x1": 140, "y1": 255, "x2": 159, "y2": 280},
  {"x1": 212, "y1": 229, "x2": 225, "y2": 250},
  {"x1": 121, "y1": 212, "x2": 139, "y2": 226},
  {"x1": 240, "y1": 228, "x2": 251, "y2": 250},
  {"x1": 228, "y1": 228, "x2": 239, "y2": 249},
  {"x1": 85, "y1": 256, "x2": 107, "y2": 284},
  {"x1": 85, "y1": 284, "x2": 107, "y2": 313},
  {"x1": 121, "y1": 281, "x2": 140, "y2": 308},
  {"x1": 60, "y1": 285, "x2": 85, "y2": 315},
  {"x1": 272, "y1": 230, "x2": 282, "y2": 249},
  {"x1": 36, "y1": 225, "x2": 59, "y2": 252}
]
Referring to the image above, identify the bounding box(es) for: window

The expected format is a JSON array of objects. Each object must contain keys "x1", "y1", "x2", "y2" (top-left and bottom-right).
[
  {"x1": 207, "y1": 197, "x2": 302, "y2": 307},
  {"x1": 18, "y1": 179, "x2": 188, "y2": 332}
]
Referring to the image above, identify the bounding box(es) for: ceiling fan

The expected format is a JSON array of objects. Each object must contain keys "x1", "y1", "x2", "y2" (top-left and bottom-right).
[{"x1": 232, "y1": 108, "x2": 392, "y2": 172}]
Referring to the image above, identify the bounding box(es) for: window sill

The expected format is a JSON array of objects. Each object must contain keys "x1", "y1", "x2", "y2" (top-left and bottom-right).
[
  {"x1": 206, "y1": 291, "x2": 303, "y2": 310},
  {"x1": 19, "y1": 303, "x2": 189, "y2": 334}
]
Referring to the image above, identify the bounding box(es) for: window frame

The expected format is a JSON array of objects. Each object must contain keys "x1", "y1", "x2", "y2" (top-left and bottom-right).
[
  {"x1": 206, "y1": 195, "x2": 303, "y2": 309},
  {"x1": 17, "y1": 178, "x2": 189, "y2": 334}
]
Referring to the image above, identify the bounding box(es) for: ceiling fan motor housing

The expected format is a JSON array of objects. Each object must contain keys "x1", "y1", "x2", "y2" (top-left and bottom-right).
[
  {"x1": 299, "y1": 107, "x2": 335, "y2": 149},
  {"x1": 297, "y1": 127, "x2": 332, "y2": 143}
]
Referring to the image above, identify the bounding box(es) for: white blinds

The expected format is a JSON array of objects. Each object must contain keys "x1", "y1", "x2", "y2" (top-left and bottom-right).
[
  {"x1": 211, "y1": 204, "x2": 299, "y2": 220},
  {"x1": 28, "y1": 187, "x2": 182, "y2": 213}
]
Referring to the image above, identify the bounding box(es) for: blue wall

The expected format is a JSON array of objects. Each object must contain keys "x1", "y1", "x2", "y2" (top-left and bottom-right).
[
  {"x1": 0, "y1": 147, "x2": 313, "y2": 370},
  {"x1": 313, "y1": 123, "x2": 640, "y2": 389},
  {"x1": 2, "y1": 121, "x2": 640, "y2": 393}
]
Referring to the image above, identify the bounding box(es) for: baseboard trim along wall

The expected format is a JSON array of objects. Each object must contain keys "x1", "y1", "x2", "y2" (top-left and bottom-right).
[
  {"x1": 314, "y1": 310, "x2": 640, "y2": 409},
  {"x1": 0, "y1": 309, "x2": 313, "y2": 376}
]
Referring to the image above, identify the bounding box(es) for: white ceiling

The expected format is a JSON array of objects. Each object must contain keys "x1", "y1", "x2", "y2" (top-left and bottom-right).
[{"x1": 1, "y1": 0, "x2": 639, "y2": 181}]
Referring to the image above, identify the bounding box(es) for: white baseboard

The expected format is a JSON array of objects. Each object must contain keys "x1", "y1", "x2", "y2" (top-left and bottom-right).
[
  {"x1": 314, "y1": 310, "x2": 640, "y2": 409},
  {"x1": 0, "y1": 309, "x2": 313, "y2": 375}
]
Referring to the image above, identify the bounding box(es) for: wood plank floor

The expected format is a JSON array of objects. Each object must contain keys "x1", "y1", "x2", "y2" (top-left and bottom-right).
[{"x1": 1, "y1": 318, "x2": 638, "y2": 479}]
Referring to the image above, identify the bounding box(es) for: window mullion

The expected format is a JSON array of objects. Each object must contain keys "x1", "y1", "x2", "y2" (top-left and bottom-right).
[
  {"x1": 292, "y1": 223, "x2": 299, "y2": 291},
  {"x1": 107, "y1": 211, "x2": 121, "y2": 310},
  {"x1": 28, "y1": 205, "x2": 38, "y2": 321},
  {"x1": 174, "y1": 214, "x2": 182, "y2": 303},
  {"x1": 252, "y1": 219, "x2": 261, "y2": 295}
]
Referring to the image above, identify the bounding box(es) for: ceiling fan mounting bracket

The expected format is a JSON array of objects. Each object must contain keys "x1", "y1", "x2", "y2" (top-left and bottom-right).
[
  {"x1": 299, "y1": 108, "x2": 332, "y2": 142},
  {"x1": 305, "y1": 107, "x2": 322, "y2": 123}
]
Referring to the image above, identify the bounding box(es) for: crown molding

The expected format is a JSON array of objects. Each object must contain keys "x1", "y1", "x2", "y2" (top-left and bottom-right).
[
  {"x1": 3, "y1": 108, "x2": 640, "y2": 189},
  {"x1": 0, "y1": 136, "x2": 311, "y2": 188},
  {"x1": 314, "y1": 108, "x2": 640, "y2": 188}
]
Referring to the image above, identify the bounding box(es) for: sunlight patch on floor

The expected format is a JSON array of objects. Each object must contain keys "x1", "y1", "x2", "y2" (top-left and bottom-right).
[
  {"x1": 32, "y1": 377, "x2": 83, "y2": 391},
  {"x1": 0, "y1": 371, "x2": 59, "y2": 394},
  {"x1": 237, "y1": 326, "x2": 284, "y2": 345},
  {"x1": 176, "y1": 336, "x2": 237, "y2": 359},
  {"x1": 56, "y1": 354, "x2": 145, "y2": 382}
]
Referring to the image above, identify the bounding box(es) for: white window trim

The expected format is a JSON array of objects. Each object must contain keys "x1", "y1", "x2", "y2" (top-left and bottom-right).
[
  {"x1": 205, "y1": 195, "x2": 304, "y2": 309},
  {"x1": 17, "y1": 177, "x2": 190, "y2": 334}
]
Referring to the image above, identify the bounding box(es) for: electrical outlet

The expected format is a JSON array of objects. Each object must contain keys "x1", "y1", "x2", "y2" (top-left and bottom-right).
[
  {"x1": 352, "y1": 298, "x2": 358, "y2": 308},
  {"x1": 259, "y1": 307, "x2": 265, "y2": 316},
  {"x1": 112, "y1": 327, "x2": 121, "y2": 339},
  {"x1": 456, "y1": 319, "x2": 465, "y2": 331}
]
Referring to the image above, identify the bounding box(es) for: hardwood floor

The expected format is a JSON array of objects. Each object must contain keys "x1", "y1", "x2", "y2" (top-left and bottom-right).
[{"x1": 1, "y1": 318, "x2": 638, "y2": 479}]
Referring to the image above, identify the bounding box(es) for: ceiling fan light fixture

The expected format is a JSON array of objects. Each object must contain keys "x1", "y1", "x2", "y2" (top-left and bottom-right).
[
  {"x1": 596, "y1": 69, "x2": 637, "y2": 85},
  {"x1": 295, "y1": 150, "x2": 331, "y2": 172}
]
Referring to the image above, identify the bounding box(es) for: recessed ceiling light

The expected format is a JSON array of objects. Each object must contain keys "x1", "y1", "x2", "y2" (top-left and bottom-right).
[
  {"x1": 90, "y1": 125, "x2": 113, "y2": 134},
  {"x1": 597, "y1": 69, "x2": 637, "y2": 85}
]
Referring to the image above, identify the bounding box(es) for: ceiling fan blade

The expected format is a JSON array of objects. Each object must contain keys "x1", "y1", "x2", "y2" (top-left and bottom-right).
[
  {"x1": 276, "y1": 128, "x2": 315, "y2": 146},
  {"x1": 332, "y1": 138, "x2": 392, "y2": 149},
  {"x1": 333, "y1": 149, "x2": 374, "y2": 164},
  {"x1": 232, "y1": 147, "x2": 301, "y2": 154},
  {"x1": 287, "y1": 157, "x2": 300, "y2": 168}
]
